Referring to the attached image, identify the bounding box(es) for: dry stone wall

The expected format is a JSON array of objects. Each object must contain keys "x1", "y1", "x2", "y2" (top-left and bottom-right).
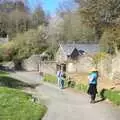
[{"x1": 22, "y1": 55, "x2": 41, "y2": 71}]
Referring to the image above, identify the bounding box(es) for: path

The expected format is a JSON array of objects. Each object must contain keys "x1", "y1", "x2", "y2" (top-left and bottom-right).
[{"x1": 10, "y1": 71, "x2": 120, "y2": 120}]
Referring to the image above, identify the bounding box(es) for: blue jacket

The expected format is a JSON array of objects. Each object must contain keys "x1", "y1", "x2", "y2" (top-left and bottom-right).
[{"x1": 88, "y1": 72, "x2": 98, "y2": 84}]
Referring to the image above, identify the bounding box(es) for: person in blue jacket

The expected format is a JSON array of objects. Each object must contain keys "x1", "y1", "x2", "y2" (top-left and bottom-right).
[{"x1": 87, "y1": 68, "x2": 99, "y2": 103}]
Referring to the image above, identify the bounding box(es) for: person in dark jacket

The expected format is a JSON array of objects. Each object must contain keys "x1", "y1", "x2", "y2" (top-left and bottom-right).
[{"x1": 87, "y1": 68, "x2": 99, "y2": 103}]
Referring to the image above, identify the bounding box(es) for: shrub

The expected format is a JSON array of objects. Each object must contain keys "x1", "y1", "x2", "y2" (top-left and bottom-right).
[
  {"x1": 0, "y1": 41, "x2": 17, "y2": 61},
  {"x1": 92, "y1": 52, "x2": 107, "y2": 68},
  {"x1": 0, "y1": 26, "x2": 49, "y2": 62},
  {"x1": 68, "y1": 81, "x2": 76, "y2": 88},
  {"x1": 100, "y1": 26, "x2": 120, "y2": 54}
]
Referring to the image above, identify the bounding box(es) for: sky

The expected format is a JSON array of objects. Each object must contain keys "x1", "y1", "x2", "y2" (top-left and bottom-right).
[{"x1": 27, "y1": 0, "x2": 63, "y2": 14}]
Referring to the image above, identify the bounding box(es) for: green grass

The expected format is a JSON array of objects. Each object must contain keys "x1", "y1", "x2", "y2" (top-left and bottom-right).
[
  {"x1": 0, "y1": 71, "x2": 9, "y2": 76},
  {"x1": 43, "y1": 74, "x2": 68, "y2": 87},
  {"x1": 44, "y1": 74, "x2": 57, "y2": 84},
  {"x1": 0, "y1": 71, "x2": 47, "y2": 120},
  {"x1": 104, "y1": 90, "x2": 120, "y2": 105},
  {"x1": 0, "y1": 87, "x2": 47, "y2": 120},
  {"x1": 75, "y1": 84, "x2": 88, "y2": 92}
]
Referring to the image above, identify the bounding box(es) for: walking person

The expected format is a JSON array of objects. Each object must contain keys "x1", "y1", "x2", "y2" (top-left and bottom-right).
[
  {"x1": 56, "y1": 69, "x2": 63, "y2": 88},
  {"x1": 87, "y1": 68, "x2": 99, "y2": 103}
]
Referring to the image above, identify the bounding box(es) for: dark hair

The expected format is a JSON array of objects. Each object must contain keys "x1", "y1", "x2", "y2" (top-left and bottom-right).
[
  {"x1": 62, "y1": 73, "x2": 66, "y2": 78},
  {"x1": 93, "y1": 71, "x2": 99, "y2": 77}
]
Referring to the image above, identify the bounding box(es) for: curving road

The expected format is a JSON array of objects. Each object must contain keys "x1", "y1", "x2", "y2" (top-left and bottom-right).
[{"x1": 10, "y1": 72, "x2": 120, "y2": 120}]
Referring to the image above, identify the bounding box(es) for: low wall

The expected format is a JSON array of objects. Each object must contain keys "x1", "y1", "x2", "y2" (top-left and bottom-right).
[
  {"x1": 22, "y1": 55, "x2": 56, "y2": 75},
  {"x1": 39, "y1": 61, "x2": 56, "y2": 75},
  {"x1": 22, "y1": 54, "x2": 41, "y2": 71},
  {"x1": 21, "y1": 53, "x2": 120, "y2": 81}
]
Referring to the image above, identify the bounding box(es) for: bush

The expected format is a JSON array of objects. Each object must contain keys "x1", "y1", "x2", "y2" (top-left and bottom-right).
[
  {"x1": 68, "y1": 81, "x2": 76, "y2": 88},
  {"x1": 100, "y1": 26, "x2": 120, "y2": 54},
  {"x1": 13, "y1": 28, "x2": 48, "y2": 60},
  {"x1": 92, "y1": 52, "x2": 107, "y2": 67},
  {"x1": 0, "y1": 41, "x2": 17, "y2": 62},
  {"x1": 0, "y1": 26, "x2": 49, "y2": 62}
]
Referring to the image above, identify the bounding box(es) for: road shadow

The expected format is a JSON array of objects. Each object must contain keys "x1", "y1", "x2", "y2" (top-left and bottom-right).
[
  {"x1": 95, "y1": 98, "x2": 106, "y2": 103},
  {"x1": 0, "y1": 76, "x2": 40, "y2": 89}
]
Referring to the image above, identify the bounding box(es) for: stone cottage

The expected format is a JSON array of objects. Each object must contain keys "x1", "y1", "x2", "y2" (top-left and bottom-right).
[{"x1": 56, "y1": 44, "x2": 100, "y2": 73}]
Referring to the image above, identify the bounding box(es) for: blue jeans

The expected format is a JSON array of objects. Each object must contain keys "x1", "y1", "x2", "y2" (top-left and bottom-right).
[
  {"x1": 60, "y1": 79, "x2": 64, "y2": 89},
  {"x1": 57, "y1": 77, "x2": 61, "y2": 87}
]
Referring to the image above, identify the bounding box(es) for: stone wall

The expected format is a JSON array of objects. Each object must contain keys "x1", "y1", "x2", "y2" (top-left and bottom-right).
[
  {"x1": 111, "y1": 54, "x2": 120, "y2": 81},
  {"x1": 67, "y1": 55, "x2": 94, "y2": 73},
  {"x1": 22, "y1": 54, "x2": 56, "y2": 74},
  {"x1": 98, "y1": 55, "x2": 112, "y2": 79},
  {"x1": 21, "y1": 53, "x2": 120, "y2": 81},
  {"x1": 39, "y1": 61, "x2": 56, "y2": 75},
  {"x1": 22, "y1": 54, "x2": 94, "y2": 74},
  {"x1": 76, "y1": 55, "x2": 94, "y2": 73},
  {"x1": 22, "y1": 54, "x2": 41, "y2": 71},
  {"x1": 95, "y1": 54, "x2": 120, "y2": 81}
]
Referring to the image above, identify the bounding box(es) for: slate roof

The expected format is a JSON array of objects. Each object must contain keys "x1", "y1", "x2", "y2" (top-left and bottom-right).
[{"x1": 60, "y1": 44, "x2": 100, "y2": 55}]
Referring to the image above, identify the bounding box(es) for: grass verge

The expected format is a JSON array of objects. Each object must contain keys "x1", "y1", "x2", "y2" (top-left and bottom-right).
[
  {"x1": 44, "y1": 74, "x2": 57, "y2": 84},
  {"x1": 104, "y1": 90, "x2": 120, "y2": 105},
  {"x1": 0, "y1": 87, "x2": 47, "y2": 120},
  {"x1": 75, "y1": 84, "x2": 88, "y2": 93},
  {"x1": 0, "y1": 70, "x2": 9, "y2": 76},
  {"x1": 0, "y1": 71, "x2": 47, "y2": 120},
  {"x1": 43, "y1": 74, "x2": 68, "y2": 88}
]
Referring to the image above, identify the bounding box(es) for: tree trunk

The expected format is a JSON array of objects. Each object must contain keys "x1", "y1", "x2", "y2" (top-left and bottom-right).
[{"x1": 94, "y1": 25, "x2": 102, "y2": 42}]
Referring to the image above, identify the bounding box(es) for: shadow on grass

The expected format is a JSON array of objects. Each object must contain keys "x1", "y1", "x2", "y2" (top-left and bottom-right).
[
  {"x1": 94, "y1": 88, "x2": 107, "y2": 103},
  {"x1": 0, "y1": 76, "x2": 40, "y2": 89},
  {"x1": 95, "y1": 87, "x2": 116, "y2": 103}
]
